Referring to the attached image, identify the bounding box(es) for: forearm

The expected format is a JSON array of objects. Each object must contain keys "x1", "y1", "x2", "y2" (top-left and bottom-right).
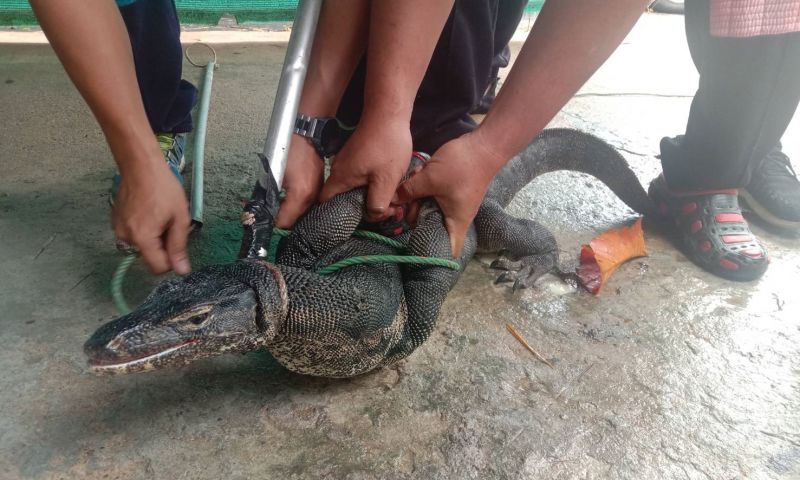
[
  {"x1": 30, "y1": 0, "x2": 160, "y2": 175},
  {"x1": 361, "y1": 0, "x2": 455, "y2": 123},
  {"x1": 477, "y1": 0, "x2": 648, "y2": 171},
  {"x1": 298, "y1": 0, "x2": 369, "y2": 116}
]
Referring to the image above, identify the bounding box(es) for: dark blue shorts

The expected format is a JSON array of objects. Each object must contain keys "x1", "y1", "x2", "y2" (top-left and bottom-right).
[{"x1": 118, "y1": 0, "x2": 197, "y2": 134}]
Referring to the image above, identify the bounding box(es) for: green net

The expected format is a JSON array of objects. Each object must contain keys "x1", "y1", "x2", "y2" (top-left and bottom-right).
[
  {"x1": 174, "y1": 0, "x2": 299, "y2": 24},
  {"x1": 1, "y1": 0, "x2": 544, "y2": 26}
]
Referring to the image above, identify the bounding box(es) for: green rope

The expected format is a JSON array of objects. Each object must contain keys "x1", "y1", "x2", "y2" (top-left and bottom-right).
[
  {"x1": 111, "y1": 253, "x2": 137, "y2": 315},
  {"x1": 352, "y1": 230, "x2": 407, "y2": 250},
  {"x1": 271, "y1": 227, "x2": 459, "y2": 274},
  {"x1": 317, "y1": 255, "x2": 459, "y2": 275}
]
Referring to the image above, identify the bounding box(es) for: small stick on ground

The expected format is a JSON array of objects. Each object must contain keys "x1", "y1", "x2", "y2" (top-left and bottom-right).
[
  {"x1": 68, "y1": 270, "x2": 94, "y2": 292},
  {"x1": 506, "y1": 323, "x2": 554, "y2": 369},
  {"x1": 33, "y1": 234, "x2": 56, "y2": 260},
  {"x1": 772, "y1": 293, "x2": 785, "y2": 312}
]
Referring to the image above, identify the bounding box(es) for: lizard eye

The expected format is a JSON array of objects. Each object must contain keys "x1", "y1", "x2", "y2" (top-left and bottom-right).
[
  {"x1": 188, "y1": 313, "x2": 210, "y2": 326},
  {"x1": 169, "y1": 305, "x2": 213, "y2": 329}
]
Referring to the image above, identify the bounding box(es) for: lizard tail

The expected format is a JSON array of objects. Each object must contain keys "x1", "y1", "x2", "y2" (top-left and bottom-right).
[{"x1": 487, "y1": 128, "x2": 657, "y2": 217}]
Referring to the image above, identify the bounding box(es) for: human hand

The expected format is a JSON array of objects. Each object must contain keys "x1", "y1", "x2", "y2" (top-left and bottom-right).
[
  {"x1": 275, "y1": 135, "x2": 325, "y2": 228},
  {"x1": 397, "y1": 130, "x2": 506, "y2": 256},
  {"x1": 113, "y1": 158, "x2": 191, "y2": 275},
  {"x1": 319, "y1": 118, "x2": 412, "y2": 222}
]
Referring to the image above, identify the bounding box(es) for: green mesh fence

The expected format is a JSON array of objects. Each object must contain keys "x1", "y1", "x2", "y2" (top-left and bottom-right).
[{"x1": 1, "y1": 1, "x2": 544, "y2": 27}]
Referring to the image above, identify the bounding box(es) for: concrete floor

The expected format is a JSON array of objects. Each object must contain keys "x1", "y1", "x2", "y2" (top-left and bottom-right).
[{"x1": 2, "y1": 13, "x2": 800, "y2": 480}]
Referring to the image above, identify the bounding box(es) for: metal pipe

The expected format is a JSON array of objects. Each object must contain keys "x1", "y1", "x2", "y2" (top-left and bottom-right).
[
  {"x1": 259, "y1": 0, "x2": 323, "y2": 190},
  {"x1": 191, "y1": 59, "x2": 216, "y2": 226}
]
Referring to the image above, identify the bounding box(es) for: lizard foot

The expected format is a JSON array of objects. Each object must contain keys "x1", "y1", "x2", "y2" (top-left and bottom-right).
[{"x1": 490, "y1": 253, "x2": 556, "y2": 291}]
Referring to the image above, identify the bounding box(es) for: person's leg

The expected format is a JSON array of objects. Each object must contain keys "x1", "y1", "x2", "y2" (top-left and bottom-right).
[
  {"x1": 685, "y1": 1, "x2": 800, "y2": 229},
  {"x1": 660, "y1": 1, "x2": 800, "y2": 191},
  {"x1": 332, "y1": 0, "x2": 507, "y2": 237},
  {"x1": 110, "y1": 0, "x2": 196, "y2": 205},
  {"x1": 411, "y1": 0, "x2": 526, "y2": 153},
  {"x1": 118, "y1": 0, "x2": 196, "y2": 135},
  {"x1": 472, "y1": 0, "x2": 527, "y2": 115},
  {"x1": 406, "y1": 0, "x2": 495, "y2": 153},
  {"x1": 337, "y1": 0, "x2": 528, "y2": 154},
  {"x1": 651, "y1": 0, "x2": 800, "y2": 281},
  {"x1": 471, "y1": 45, "x2": 510, "y2": 115}
]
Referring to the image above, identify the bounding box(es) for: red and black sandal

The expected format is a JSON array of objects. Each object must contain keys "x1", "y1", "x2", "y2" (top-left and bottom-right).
[{"x1": 648, "y1": 174, "x2": 769, "y2": 282}]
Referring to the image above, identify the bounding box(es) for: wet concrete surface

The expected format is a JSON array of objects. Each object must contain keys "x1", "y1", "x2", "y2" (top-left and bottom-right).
[{"x1": 1, "y1": 13, "x2": 800, "y2": 479}]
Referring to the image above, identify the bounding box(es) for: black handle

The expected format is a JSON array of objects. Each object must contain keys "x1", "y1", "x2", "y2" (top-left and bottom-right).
[{"x1": 239, "y1": 155, "x2": 282, "y2": 259}]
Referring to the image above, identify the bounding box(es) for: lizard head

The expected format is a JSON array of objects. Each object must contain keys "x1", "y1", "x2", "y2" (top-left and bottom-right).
[{"x1": 85, "y1": 260, "x2": 287, "y2": 375}]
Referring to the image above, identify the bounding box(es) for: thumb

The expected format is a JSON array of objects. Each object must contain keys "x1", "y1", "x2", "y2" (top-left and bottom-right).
[
  {"x1": 276, "y1": 190, "x2": 314, "y2": 229},
  {"x1": 444, "y1": 216, "x2": 470, "y2": 258},
  {"x1": 365, "y1": 175, "x2": 399, "y2": 222},
  {"x1": 319, "y1": 172, "x2": 358, "y2": 204},
  {"x1": 397, "y1": 169, "x2": 437, "y2": 204},
  {"x1": 165, "y1": 214, "x2": 191, "y2": 275}
]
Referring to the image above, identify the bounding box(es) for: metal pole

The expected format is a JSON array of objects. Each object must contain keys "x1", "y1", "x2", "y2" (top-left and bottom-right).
[
  {"x1": 190, "y1": 59, "x2": 215, "y2": 226},
  {"x1": 259, "y1": 0, "x2": 323, "y2": 191},
  {"x1": 240, "y1": 0, "x2": 322, "y2": 259}
]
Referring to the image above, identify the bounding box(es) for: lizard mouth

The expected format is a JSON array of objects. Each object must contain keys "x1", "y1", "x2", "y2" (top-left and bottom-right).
[{"x1": 87, "y1": 339, "x2": 200, "y2": 375}]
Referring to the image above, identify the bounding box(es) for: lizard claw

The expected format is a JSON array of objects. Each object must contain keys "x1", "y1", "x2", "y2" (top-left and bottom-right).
[
  {"x1": 490, "y1": 253, "x2": 557, "y2": 292},
  {"x1": 512, "y1": 266, "x2": 535, "y2": 292},
  {"x1": 490, "y1": 256, "x2": 521, "y2": 271},
  {"x1": 494, "y1": 271, "x2": 516, "y2": 284}
]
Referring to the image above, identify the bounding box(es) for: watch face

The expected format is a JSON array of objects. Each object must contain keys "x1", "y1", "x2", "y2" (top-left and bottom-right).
[
  {"x1": 320, "y1": 118, "x2": 340, "y2": 140},
  {"x1": 319, "y1": 119, "x2": 353, "y2": 157}
]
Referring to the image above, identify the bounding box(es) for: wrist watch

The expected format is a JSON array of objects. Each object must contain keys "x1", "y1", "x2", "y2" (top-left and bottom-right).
[{"x1": 293, "y1": 114, "x2": 355, "y2": 158}]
